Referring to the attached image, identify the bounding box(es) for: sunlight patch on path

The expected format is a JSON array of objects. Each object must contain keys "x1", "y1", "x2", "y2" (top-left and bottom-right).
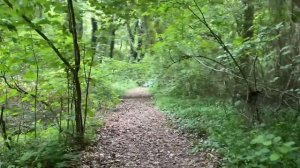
[{"x1": 122, "y1": 87, "x2": 152, "y2": 99}]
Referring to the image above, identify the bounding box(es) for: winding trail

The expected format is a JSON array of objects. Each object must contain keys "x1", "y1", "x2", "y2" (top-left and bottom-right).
[{"x1": 80, "y1": 88, "x2": 217, "y2": 168}]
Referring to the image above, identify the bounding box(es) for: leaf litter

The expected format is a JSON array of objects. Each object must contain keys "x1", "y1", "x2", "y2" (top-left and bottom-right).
[{"x1": 80, "y1": 88, "x2": 219, "y2": 168}]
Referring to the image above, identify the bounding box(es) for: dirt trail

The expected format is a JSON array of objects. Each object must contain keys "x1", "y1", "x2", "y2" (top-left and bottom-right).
[{"x1": 80, "y1": 87, "x2": 218, "y2": 168}]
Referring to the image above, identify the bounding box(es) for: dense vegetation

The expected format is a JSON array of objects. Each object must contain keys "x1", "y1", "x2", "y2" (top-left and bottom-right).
[{"x1": 0, "y1": 0, "x2": 299, "y2": 167}]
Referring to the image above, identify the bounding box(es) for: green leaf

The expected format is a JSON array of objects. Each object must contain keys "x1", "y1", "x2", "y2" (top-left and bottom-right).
[
  {"x1": 278, "y1": 146, "x2": 291, "y2": 154},
  {"x1": 283, "y1": 141, "x2": 295, "y2": 147},
  {"x1": 23, "y1": 70, "x2": 36, "y2": 80},
  {"x1": 280, "y1": 64, "x2": 292, "y2": 70},
  {"x1": 262, "y1": 140, "x2": 272, "y2": 146},
  {"x1": 266, "y1": 134, "x2": 275, "y2": 139},
  {"x1": 270, "y1": 77, "x2": 279, "y2": 83},
  {"x1": 255, "y1": 148, "x2": 270, "y2": 156},
  {"x1": 270, "y1": 153, "x2": 280, "y2": 161},
  {"x1": 273, "y1": 137, "x2": 282, "y2": 143},
  {"x1": 251, "y1": 135, "x2": 265, "y2": 144}
]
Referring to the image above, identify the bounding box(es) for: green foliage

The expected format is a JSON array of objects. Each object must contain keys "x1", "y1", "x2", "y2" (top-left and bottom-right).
[
  {"x1": 1, "y1": 0, "x2": 300, "y2": 167},
  {"x1": 0, "y1": 127, "x2": 79, "y2": 168},
  {"x1": 98, "y1": 58, "x2": 151, "y2": 96},
  {"x1": 14, "y1": 140, "x2": 78, "y2": 168},
  {"x1": 148, "y1": 1, "x2": 300, "y2": 166},
  {"x1": 154, "y1": 95, "x2": 300, "y2": 167}
]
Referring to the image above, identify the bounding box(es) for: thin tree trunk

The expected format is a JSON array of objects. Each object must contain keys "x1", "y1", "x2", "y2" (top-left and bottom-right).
[
  {"x1": 67, "y1": 0, "x2": 84, "y2": 143},
  {"x1": 59, "y1": 97, "x2": 63, "y2": 132},
  {"x1": 67, "y1": 69, "x2": 70, "y2": 130},
  {"x1": 31, "y1": 34, "x2": 39, "y2": 138},
  {"x1": 83, "y1": 18, "x2": 98, "y2": 129}
]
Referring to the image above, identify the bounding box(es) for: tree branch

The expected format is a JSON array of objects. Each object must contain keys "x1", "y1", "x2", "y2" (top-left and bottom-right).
[
  {"x1": 165, "y1": 54, "x2": 228, "y2": 70},
  {"x1": 0, "y1": 73, "x2": 52, "y2": 113},
  {"x1": 186, "y1": 0, "x2": 251, "y2": 90},
  {"x1": 3, "y1": 0, "x2": 73, "y2": 71}
]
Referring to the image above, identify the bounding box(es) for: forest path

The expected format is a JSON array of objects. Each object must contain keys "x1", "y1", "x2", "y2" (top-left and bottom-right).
[{"x1": 80, "y1": 87, "x2": 217, "y2": 168}]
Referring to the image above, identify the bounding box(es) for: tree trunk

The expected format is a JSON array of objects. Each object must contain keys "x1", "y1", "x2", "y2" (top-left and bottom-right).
[
  {"x1": 241, "y1": 0, "x2": 254, "y2": 76},
  {"x1": 234, "y1": 0, "x2": 261, "y2": 124},
  {"x1": 108, "y1": 23, "x2": 116, "y2": 58},
  {"x1": 83, "y1": 17, "x2": 98, "y2": 130},
  {"x1": 126, "y1": 21, "x2": 138, "y2": 60},
  {"x1": 136, "y1": 19, "x2": 144, "y2": 61},
  {"x1": 0, "y1": 106, "x2": 11, "y2": 150},
  {"x1": 67, "y1": 0, "x2": 84, "y2": 143},
  {"x1": 91, "y1": 18, "x2": 97, "y2": 45}
]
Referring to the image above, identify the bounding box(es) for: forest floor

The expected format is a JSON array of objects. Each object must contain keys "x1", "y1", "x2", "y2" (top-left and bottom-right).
[{"x1": 80, "y1": 87, "x2": 219, "y2": 168}]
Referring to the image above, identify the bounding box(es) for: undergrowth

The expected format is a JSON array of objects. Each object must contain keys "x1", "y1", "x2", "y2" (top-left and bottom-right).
[
  {"x1": 0, "y1": 130, "x2": 77, "y2": 167},
  {"x1": 154, "y1": 95, "x2": 300, "y2": 168},
  {"x1": 0, "y1": 120, "x2": 103, "y2": 168}
]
